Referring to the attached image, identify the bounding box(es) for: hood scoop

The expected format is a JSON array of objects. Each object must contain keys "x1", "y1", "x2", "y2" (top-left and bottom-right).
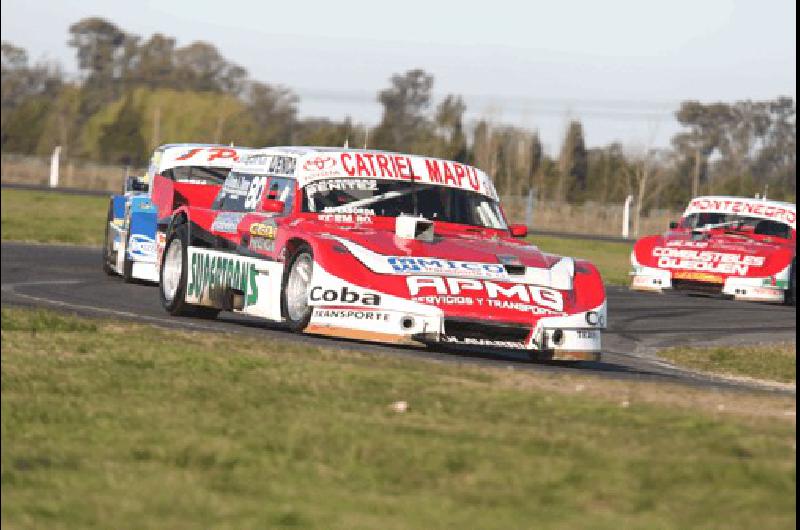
[
  {"x1": 396, "y1": 215, "x2": 434, "y2": 242},
  {"x1": 497, "y1": 254, "x2": 526, "y2": 275}
]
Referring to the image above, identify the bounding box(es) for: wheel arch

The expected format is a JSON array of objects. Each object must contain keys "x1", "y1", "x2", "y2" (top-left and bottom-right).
[{"x1": 167, "y1": 207, "x2": 191, "y2": 241}]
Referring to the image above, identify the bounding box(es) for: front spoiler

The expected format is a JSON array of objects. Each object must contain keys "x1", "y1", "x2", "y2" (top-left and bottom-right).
[
  {"x1": 306, "y1": 304, "x2": 605, "y2": 361},
  {"x1": 108, "y1": 224, "x2": 159, "y2": 282},
  {"x1": 631, "y1": 267, "x2": 787, "y2": 303}
]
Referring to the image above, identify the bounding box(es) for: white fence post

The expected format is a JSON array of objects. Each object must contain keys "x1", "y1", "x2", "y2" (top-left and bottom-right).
[
  {"x1": 49, "y1": 146, "x2": 61, "y2": 188},
  {"x1": 622, "y1": 195, "x2": 634, "y2": 239},
  {"x1": 525, "y1": 189, "x2": 535, "y2": 228}
]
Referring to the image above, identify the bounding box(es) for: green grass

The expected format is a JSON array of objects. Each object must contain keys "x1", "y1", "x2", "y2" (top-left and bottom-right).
[
  {"x1": 529, "y1": 235, "x2": 633, "y2": 285},
  {"x1": 659, "y1": 343, "x2": 797, "y2": 384},
  {"x1": 2, "y1": 307, "x2": 795, "y2": 529},
  {"x1": 1, "y1": 189, "x2": 636, "y2": 286},
  {"x1": 1, "y1": 189, "x2": 108, "y2": 246}
]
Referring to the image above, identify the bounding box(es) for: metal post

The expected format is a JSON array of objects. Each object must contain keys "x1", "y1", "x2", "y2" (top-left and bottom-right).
[
  {"x1": 622, "y1": 195, "x2": 633, "y2": 239},
  {"x1": 49, "y1": 146, "x2": 61, "y2": 188},
  {"x1": 525, "y1": 188, "x2": 535, "y2": 228}
]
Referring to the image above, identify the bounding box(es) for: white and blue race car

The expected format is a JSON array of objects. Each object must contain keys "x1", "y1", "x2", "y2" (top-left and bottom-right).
[{"x1": 102, "y1": 144, "x2": 252, "y2": 282}]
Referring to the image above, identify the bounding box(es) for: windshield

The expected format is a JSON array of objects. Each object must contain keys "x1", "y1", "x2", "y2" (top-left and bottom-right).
[
  {"x1": 682, "y1": 213, "x2": 792, "y2": 239},
  {"x1": 302, "y1": 179, "x2": 507, "y2": 229},
  {"x1": 165, "y1": 166, "x2": 230, "y2": 185}
]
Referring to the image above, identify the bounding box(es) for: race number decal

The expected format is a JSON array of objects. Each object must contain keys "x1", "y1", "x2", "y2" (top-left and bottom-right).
[{"x1": 244, "y1": 176, "x2": 268, "y2": 210}]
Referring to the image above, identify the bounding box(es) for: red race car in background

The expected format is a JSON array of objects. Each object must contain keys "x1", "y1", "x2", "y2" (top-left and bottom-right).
[
  {"x1": 631, "y1": 196, "x2": 796, "y2": 304},
  {"x1": 156, "y1": 147, "x2": 608, "y2": 361},
  {"x1": 103, "y1": 144, "x2": 251, "y2": 282}
]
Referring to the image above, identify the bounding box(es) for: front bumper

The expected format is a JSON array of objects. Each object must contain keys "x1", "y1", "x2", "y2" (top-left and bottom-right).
[
  {"x1": 108, "y1": 225, "x2": 159, "y2": 282},
  {"x1": 630, "y1": 265, "x2": 787, "y2": 303},
  {"x1": 307, "y1": 264, "x2": 606, "y2": 360}
]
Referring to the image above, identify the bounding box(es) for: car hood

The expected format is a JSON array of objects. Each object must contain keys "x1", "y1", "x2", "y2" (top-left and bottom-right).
[
  {"x1": 324, "y1": 226, "x2": 560, "y2": 269},
  {"x1": 634, "y1": 230, "x2": 795, "y2": 277},
  {"x1": 659, "y1": 230, "x2": 791, "y2": 256}
]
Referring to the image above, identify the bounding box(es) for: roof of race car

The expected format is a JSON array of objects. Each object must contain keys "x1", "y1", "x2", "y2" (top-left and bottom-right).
[
  {"x1": 683, "y1": 195, "x2": 796, "y2": 229},
  {"x1": 231, "y1": 146, "x2": 500, "y2": 200},
  {"x1": 151, "y1": 144, "x2": 253, "y2": 173}
]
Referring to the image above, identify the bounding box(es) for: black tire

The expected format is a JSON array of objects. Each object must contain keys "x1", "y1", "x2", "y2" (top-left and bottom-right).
[
  {"x1": 159, "y1": 223, "x2": 220, "y2": 319},
  {"x1": 121, "y1": 211, "x2": 140, "y2": 283},
  {"x1": 102, "y1": 202, "x2": 115, "y2": 276},
  {"x1": 280, "y1": 243, "x2": 314, "y2": 332},
  {"x1": 787, "y1": 259, "x2": 796, "y2": 306},
  {"x1": 122, "y1": 236, "x2": 135, "y2": 283}
]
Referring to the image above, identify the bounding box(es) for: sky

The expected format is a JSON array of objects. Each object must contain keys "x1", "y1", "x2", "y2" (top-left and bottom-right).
[{"x1": 1, "y1": 0, "x2": 795, "y2": 152}]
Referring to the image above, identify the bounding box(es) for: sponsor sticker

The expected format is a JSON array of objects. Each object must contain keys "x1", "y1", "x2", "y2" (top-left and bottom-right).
[
  {"x1": 187, "y1": 252, "x2": 259, "y2": 306},
  {"x1": 269, "y1": 156, "x2": 296, "y2": 176},
  {"x1": 249, "y1": 236, "x2": 274, "y2": 253},
  {"x1": 305, "y1": 179, "x2": 377, "y2": 196},
  {"x1": 685, "y1": 198, "x2": 796, "y2": 227},
  {"x1": 440, "y1": 336, "x2": 526, "y2": 348},
  {"x1": 128, "y1": 234, "x2": 156, "y2": 258},
  {"x1": 389, "y1": 257, "x2": 509, "y2": 279},
  {"x1": 309, "y1": 286, "x2": 381, "y2": 306},
  {"x1": 672, "y1": 271, "x2": 725, "y2": 283},
  {"x1": 222, "y1": 174, "x2": 251, "y2": 196},
  {"x1": 312, "y1": 308, "x2": 390, "y2": 321},
  {"x1": 653, "y1": 247, "x2": 765, "y2": 276},
  {"x1": 303, "y1": 156, "x2": 337, "y2": 172},
  {"x1": 211, "y1": 212, "x2": 246, "y2": 233},
  {"x1": 407, "y1": 276, "x2": 564, "y2": 314},
  {"x1": 318, "y1": 213, "x2": 373, "y2": 224},
  {"x1": 250, "y1": 222, "x2": 277, "y2": 239}
]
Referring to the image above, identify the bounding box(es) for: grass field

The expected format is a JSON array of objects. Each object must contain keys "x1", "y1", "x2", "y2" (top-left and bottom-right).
[
  {"x1": 1, "y1": 189, "x2": 108, "y2": 246},
  {"x1": 528, "y1": 235, "x2": 632, "y2": 285},
  {"x1": 1, "y1": 188, "x2": 634, "y2": 284},
  {"x1": 2, "y1": 307, "x2": 796, "y2": 529},
  {"x1": 660, "y1": 343, "x2": 797, "y2": 384}
]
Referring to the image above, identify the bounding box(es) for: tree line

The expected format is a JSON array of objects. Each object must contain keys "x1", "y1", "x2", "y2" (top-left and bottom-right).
[{"x1": 1, "y1": 17, "x2": 795, "y2": 209}]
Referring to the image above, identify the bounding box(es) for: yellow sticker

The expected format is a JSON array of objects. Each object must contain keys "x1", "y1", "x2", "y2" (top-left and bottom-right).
[{"x1": 250, "y1": 223, "x2": 276, "y2": 239}]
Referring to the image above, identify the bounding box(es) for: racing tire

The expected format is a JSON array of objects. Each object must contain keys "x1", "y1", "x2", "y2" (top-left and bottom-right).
[
  {"x1": 122, "y1": 237, "x2": 135, "y2": 283},
  {"x1": 159, "y1": 223, "x2": 220, "y2": 319},
  {"x1": 787, "y1": 259, "x2": 796, "y2": 306},
  {"x1": 280, "y1": 243, "x2": 314, "y2": 332},
  {"x1": 121, "y1": 211, "x2": 137, "y2": 283},
  {"x1": 102, "y1": 202, "x2": 115, "y2": 276}
]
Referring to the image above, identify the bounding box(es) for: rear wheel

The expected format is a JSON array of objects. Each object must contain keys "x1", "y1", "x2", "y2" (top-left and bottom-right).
[
  {"x1": 102, "y1": 202, "x2": 115, "y2": 276},
  {"x1": 280, "y1": 244, "x2": 314, "y2": 332},
  {"x1": 159, "y1": 224, "x2": 220, "y2": 319},
  {"x1": 787, "y1": 259, "x2": 796, "y2": 306},
  {"x1": 121, "y1": 214, "x2": 136, "y2": 283}
]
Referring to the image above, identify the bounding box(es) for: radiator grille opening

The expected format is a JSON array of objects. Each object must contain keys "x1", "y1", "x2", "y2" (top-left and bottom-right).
[
  {"x1": 672, "y1": 279, "x2": 724, "y2": 295},
  {"x1": 443, "y1": 319, "x2": 531, "y2": 344}
]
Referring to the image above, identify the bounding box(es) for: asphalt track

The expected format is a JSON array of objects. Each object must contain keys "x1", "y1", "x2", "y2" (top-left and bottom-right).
[{"x1": 2, "y1": 242, "x2": 796, "y2": 393}]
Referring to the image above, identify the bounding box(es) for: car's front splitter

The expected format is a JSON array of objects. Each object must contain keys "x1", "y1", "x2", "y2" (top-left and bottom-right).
[
  {"x1": 307, "y1": 264, "x2": 605, "y2": 359},
  {"x1": 630, "y1": 264, "x2": 788, "y2": 303}
]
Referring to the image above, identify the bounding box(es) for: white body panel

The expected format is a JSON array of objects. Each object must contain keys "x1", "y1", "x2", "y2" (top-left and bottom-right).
[{"x1": 177, "y1": 248, "x2": 604, "y2": 358}]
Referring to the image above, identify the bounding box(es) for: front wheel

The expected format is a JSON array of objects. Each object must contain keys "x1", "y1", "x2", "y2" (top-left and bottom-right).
[
  {"x1": 787, "y1": 259, "x2": 796, "y2": 306},
  {"x1": 159, "y1": 224, "x2": 219, "y2": 319},
  {"x1": 280, "y1": 244, "x2": 314, "y2": 332},
  {"x1": 102, "y1": 202, "x2": 115, "y2": 276}
]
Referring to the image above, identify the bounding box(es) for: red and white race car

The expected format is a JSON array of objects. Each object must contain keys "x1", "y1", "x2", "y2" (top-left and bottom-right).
[
  {"x1": 631, "y1": 196, "x2": 796, "y2": 304},
  {"x1": 156, "y1": 148, "x2": 607, "y2": 360}
]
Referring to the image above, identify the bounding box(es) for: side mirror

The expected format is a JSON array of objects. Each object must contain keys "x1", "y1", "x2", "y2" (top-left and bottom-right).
[
  {"x1": 669, "y1": 221, "x2": 679, "y2": 229},
  {"x1": 509, "y1": 224, "x2": 528, "y2": 238},
  {"x1": 260, "y1": 198, "x2": 285, "y2": 214},
  {"x1": 125, "y1": 175, "x2": 148, "y2": 193}
]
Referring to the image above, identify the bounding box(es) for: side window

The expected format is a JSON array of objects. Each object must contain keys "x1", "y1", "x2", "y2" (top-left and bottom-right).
[
  {"x1": 264, "y1": 177, "x2": 295, "y2": 215},
  {"x1": 212, "y1": 173, "x2": 295, "y2": 213},
  {"x1": 214, "y1": 172, "x2": 266, "y2": 212}
]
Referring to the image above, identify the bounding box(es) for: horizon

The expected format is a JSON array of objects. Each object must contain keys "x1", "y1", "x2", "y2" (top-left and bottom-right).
[{"x1": 1, "y1": 0, "x2": 795, "y2": 152}]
